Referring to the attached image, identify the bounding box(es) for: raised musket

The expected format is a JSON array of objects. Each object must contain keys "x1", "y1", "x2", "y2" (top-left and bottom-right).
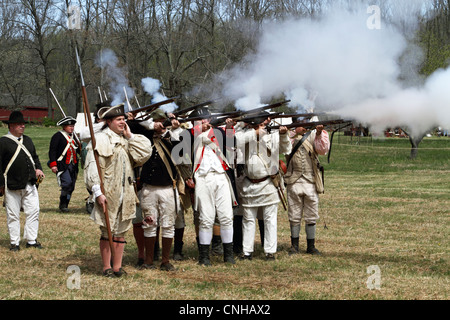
[
  {"x1": 267, "y1": 119, "x2": 352, "y2": 132},
  {"x1": 131, "y1": 96, "x2": 180, "y2": 117},
  {"x1": 218, "y1": 99, "x2": 292, "y2": 119},
  {"x1": 75, "y1": 46, "x2": 115, "y2": 259},
  {"x1": 173, "y1": 100, "x2": 217, "y2": 118},
  {"x1": 194, "y1": 100, "x2": 293, "y2": 126},
  {"x1": 212, "y1": 111, "x2": 322, "y2": 126},
  {"x1": 49, "y1": 88, "x2": 82, "y2": 147}
]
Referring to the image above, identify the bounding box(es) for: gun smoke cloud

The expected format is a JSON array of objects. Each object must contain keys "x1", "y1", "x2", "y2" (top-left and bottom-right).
[
  {"x1": 95, "y1": 49, "x2": 135, "y2": 109},
  {"x1": 212, "y1": 1, "x2": 449, "y2": 137},
  {"x1": 141, "y1": 77, "x2": 178, "y2": 113}
]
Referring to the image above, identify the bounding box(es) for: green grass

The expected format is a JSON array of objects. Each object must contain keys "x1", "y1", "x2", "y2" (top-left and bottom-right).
[{"x1": 0, "y1": 125, "x2": 448, "y2": 301}]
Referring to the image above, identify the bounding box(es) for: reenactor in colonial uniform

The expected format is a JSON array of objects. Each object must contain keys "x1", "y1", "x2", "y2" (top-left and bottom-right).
[
  {"x1": 0, "y1": 111, "x2": 45, "y2": 251},
  {"x1": 284, "y1": 122, "x2": 330, "y2": 255},
  {"x1": 127, "y1": 111, "x2": 187, "y2": 271},
  {"x1": 84, "y1": 104, "x2": 152, "y2": 277},
  {"x1": 234, "y1": 112, "x2": 291, "y2": 260},
  {"x1": 48, "y1": 116, "x2": 80, "y2": 213}
]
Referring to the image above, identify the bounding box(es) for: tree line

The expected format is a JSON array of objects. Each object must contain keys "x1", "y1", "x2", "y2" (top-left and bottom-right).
[{"x1": 0, "y1": 0, "x2": 449, "y2": 119}]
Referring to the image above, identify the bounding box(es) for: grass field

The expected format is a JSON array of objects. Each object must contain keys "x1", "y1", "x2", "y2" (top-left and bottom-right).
[{"x1": 0, "y1": 125, "x2": 448, "y2": 301}]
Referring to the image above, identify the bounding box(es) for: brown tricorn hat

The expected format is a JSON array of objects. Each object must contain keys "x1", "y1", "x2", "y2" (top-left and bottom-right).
[{"x1": 98, "y1": 103, "x2": 125, "y2": 120}]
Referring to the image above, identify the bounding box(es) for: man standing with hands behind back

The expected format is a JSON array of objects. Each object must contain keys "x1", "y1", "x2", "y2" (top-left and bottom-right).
[{"x1": 0, "y1": 111, "x2": 45, "y2": 251}]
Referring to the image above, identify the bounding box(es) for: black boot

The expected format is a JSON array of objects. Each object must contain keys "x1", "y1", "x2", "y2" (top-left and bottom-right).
[
  {"x1": 198, "y1": 244, "x2": 211, "y2": 266},
  {"x1": 306, "y1": 239, "x2": 321, "y2": 255},
  {"x1": 289, "y1": 237, "x2": 300, "y2": 255},
  {"x1": 59, "y1": 195, "x2": 69, "y2": 213},
  {"x1": 173, "y1": 228, "x2": 185, "y2": 261},
  {"x1": 233, "y1": 215, "x2": 243, "y2": 255},
  {"x1": 173, "y1": 241, "x2": 184, "y2": 261},
  {"x1": 223, "y1": 243, "x2": 236, "y2": 264},
  {"x1": 211, "y1": 235, "x2": 223, "y2": 256}
]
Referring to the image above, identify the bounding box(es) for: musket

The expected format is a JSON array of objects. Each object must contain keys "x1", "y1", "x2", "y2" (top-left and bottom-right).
[
  {"x1": 211, "y1": 111, "x2": 321, "y2": 126},
  {"x1": 269, "y1": 112, "x2": 325, "y2": 120},
  {"x1": 75, "y1": 46, "x2": 115, "y2": 259},
  {"x1": 131, "y1": 96, "x2": 180, "y2": 117},
  {"x1": 141, "y1": 99, "x2": 217, "y2": 123},
  {"x1": 123, "y1": 86, "x2": 133, "y2": 111},
  {"x1": 267, "y1": 119, "x2": 352, "y2": 132},
  {"x1": 172, "y1": 100, "x2": 216, "y2": 118},
  {"x1": 98, "y1": 87, "x2": 103, "y2": 103},
  {"x1": 177, "y1": 99, "x2": 292, "y2": 125},
  {"x1": 49, "y1": 88, "x2": 82, "y2": 147},
  {"x1": 213, "y1": 99, "x2": 292, "y2": 120}
]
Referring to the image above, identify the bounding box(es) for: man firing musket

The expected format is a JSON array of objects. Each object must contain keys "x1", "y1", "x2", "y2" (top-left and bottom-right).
[
  {"x1": 233, "y1": 111, "x2": 292, "y2": 261},
  {"x1": 283, "y1": 116, "x2": 333, "y2": 257},
  {"x1": 173, "y1": 99, "x2": 292, "y2": 127}
]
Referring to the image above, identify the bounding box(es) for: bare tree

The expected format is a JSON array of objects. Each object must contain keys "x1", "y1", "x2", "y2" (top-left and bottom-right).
[{"x1": 19, "y1": 0, "x2": 59, "y2": 117}]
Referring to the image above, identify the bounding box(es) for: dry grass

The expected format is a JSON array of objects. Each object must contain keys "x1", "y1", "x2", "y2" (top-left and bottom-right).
[{"x1": 0, "y1": 127, "x2": 448, "y2": 301}]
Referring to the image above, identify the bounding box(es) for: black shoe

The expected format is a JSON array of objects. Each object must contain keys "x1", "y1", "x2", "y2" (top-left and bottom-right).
[
  {"x1": 10, "y1": 244, "x2": 20, "y2": 252},
  {"x1": 102, "y1": 268, "x2": 115, "y2": 277},
  {"x1": 114, "y1": 268, "x2": 127, "y2": 277},
  {"x1": 26, "y1": 241, "x2": 43, "y2": 249},
  {"x1": 173, "y1": 241, "x2": 185, "y2": 261},
  {"x1": 173, "y1": 251, "x2": 185, "y2": 261},
  {"x1": 160, "y1": 262, "x2": 176, "y2": 271},
  {"x1": 86, "y1": 202, "x2": 94, "y2": 214},
  {"x1": 265, "y1": 253, "x2": 276, "y2": 261},
  {"x1": 136, "y1": 258, "x2": 145, "y2": 268},
  {"x1": 139, "y1": 263, "x2": 156, "y2": 270},
  {"x1": 239, "y1": 253, "x2": 252, "y2": 261}
]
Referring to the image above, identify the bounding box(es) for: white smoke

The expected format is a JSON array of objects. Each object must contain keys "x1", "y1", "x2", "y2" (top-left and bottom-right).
[
  {"x1": 141, "y1": 77, "x2": 178, "y2": 113},
  {"x1": 95, "y1": 49, "x2": 134, "y2": 109},
  {"x1": 215, "y1": 1, "x2": 449, "y2": 136}
]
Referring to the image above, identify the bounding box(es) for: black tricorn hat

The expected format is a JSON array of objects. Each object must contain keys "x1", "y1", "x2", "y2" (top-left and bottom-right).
[
  {"x1": 5, "y1": 111, "x2": 26, "y2": 124},
  {"x1": 189, "y1": 106, "x2": 211, "y2": 118},
  {"x1": 57, "y1": 116, "x2": 77, "y2": 126},
  {"x1": 243, "y1": 111, "x2": 270, "y2": 126}
]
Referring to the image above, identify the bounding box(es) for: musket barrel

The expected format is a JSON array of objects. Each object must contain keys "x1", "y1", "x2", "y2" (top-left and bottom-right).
[
  {"x1": 268, "y1": 119, "x2": 351, "y2": 130},
  {"x1": 131, "y1": 96, "x2": 180, "y2": 116},
  {"x1": 76, "y1": 47, "x2": 115, "y2": 259}
]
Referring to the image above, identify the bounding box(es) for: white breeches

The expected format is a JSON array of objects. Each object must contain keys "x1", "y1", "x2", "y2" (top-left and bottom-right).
[
  {"x1": 195, "y1": 172, "x2": 234, "y2": 245},
  {"x1": 140, "y1": 184, "x2": 181, "y2": 238},
  {"x1": 242, "y1": 203, "x2": 278, "y2": 255},
  {"x1": 5, "y1": 183, "x2": 40, "y2": 245}
]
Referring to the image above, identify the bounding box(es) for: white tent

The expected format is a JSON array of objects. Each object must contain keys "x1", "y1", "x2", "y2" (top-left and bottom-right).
[{"x1": 74, "y1": 112, "x2": 95, "y2": 134}]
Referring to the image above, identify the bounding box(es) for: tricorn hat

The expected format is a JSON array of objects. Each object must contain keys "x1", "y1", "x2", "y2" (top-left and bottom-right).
[
  {"x1": 98, "y1": 103, "x2": 126, "y2": 120},
  {"x1": 243, "y1": 111, "x2": 270, "y2": 126},
  {"x1": 56, "y1": 116, "x2": 77, "y2": 126},
  {"x1": 5, "y1": 111, "x2": 26, "y2": 124},
  {"x1": 189, "y1": 106, "x2": 211, "y2": 118}
]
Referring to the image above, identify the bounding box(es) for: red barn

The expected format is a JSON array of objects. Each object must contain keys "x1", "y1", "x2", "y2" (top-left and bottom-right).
[{"x1": 0, "y1": 106, "x2": 54, "y2": 123}]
